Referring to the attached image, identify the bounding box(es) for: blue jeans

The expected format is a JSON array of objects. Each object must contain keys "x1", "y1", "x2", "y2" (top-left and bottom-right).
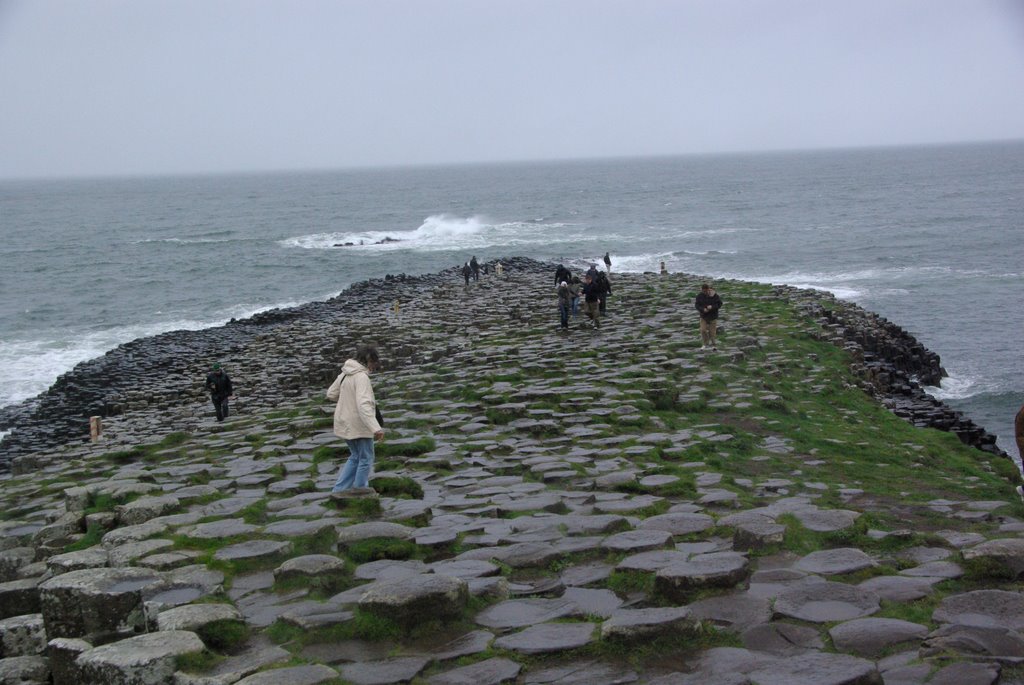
[
  {"x1": 332, "y1": 438, "x2": 375, "y2": 491},
  {"x1": 571, "y1": 297, "x2": 579, "y2": 317}
]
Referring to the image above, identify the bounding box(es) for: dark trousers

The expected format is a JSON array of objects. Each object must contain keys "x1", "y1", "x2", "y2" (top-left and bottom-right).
[
  {"x1": 212, "y1": 396, "x2": 229, "y2": 421},
  {"x1": 559, "y1": 303, "x2": 570, "y2": 328}
]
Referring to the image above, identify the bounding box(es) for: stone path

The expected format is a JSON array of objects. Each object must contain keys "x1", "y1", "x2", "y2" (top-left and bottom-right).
[{"x1": 1, "y1": 260, "x2": 1022, "y2": 684}]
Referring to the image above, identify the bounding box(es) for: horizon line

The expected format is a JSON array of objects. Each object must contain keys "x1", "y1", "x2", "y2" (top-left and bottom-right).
[{"x1": 1, "y1": 136, "x2": 1022, "y2": 184}]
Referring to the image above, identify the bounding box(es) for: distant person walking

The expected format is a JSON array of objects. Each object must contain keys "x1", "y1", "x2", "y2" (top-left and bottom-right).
[
  {"x1": 581, "y1": 274, "x2": 601, "y2": 329},
  {"x1": 557, "y1": 280, "x2": 572, "y2": 330},
  {"x1": 555, "y1": 264, "x2": 571, "y2": 285},
  {"x1": 326, "y1": 345, "x2": 385, "y2": 496},
  {"x1": 603, "y1": 251, "x2": 612, "y2": 272},
  {"x1": 462, "y1": 262, "x2": 472, "y2": 286},
  {"x1": 695, "y1": 283, "x2": 723, "y2": 350},
  {"x1": 470, "y1": 256, "x2": 480, "y2": 282},
  {"x1": 204, "y1": 363, "x2": 234, "y2": 422}
]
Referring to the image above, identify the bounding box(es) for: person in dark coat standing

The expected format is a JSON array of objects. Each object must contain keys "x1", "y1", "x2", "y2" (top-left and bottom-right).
[
  {"x1": 603, "y1": 251, "x2": 612, "y2": 272},
  {"x1": 470, "y1": 256, "x2": 480, "y2": 282},
  {"x1": 581, "y1": 275, "x2": 601, "y2": 329},
  {"x1": 462, "y1": 261, "x2": 472, "y2": 286},
  {"x1": 694, "y1": 283, "x2": 723, "y2": 350},
  {"x1": 205, "y1": 363, "x2": 234, "y2": 421},
  {"x1": 596, "y1": 271, "x2": 612, "y2": 315}
]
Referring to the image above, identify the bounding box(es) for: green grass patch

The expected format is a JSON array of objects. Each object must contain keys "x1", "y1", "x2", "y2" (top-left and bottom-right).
[
  {"x1": 344, "y1": 537, "x2": 420, "y2": 564},
  {"x1": 63, "y1": 523, "x2": 104, "y2": 552},
  {"x1": 370, "y1": 476, "x2": 424, "y2": 499},
  {"x1": 196, "y1": 619, "x2": 250, "y2": 653},
  {"x1": 376, "y1": 436, "x2": 438, "y2": 458}
]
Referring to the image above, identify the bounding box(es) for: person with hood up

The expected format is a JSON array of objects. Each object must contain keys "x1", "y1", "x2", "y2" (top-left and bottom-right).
[
  {"x1": 470, "y1": 255, "x2": 481, "y2": 281},
  {"x1": 326, "y1": 345, "x2": 385, "y2": 496}
]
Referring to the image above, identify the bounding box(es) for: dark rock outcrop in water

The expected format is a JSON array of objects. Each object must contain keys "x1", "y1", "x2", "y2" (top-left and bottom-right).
[
  {"x1": 777, "y1": 286, "x2": 1005, "y2": 457},
  {"x1": 0, "y1": 259, "x2": 1007, "y2": 470}
]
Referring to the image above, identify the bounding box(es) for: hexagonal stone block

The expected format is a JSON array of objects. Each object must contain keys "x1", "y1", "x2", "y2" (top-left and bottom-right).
[
  {"x1": 46, "y1": 549, "x2": 110, "y2": 576},
  {"x1": 791, "y1": 508, "x2": 860, "y2": 532},
  {"x1": 0, "y1": 579, "x2": 42, "y2": 621},
  {"x1": 932, "y1": 589, "x2": 1024, "y2": 630},
  {"x1": 0, "y1": 614, "x2": 46, "y2": 657},
  {"x1": 0, "y1": 655, "x2": 49, "y2": 685},
  {"x1": 359, "y1": 574, "x2": 468, "y2": 627},
  {"x1": 339, "y1": 656, "x2": 429, "y2": 685},
  {"x1": 793, "y1": 548, "x2": 876, "y2": 576},
  {"x1": 274, "y1": 555, "x2": 347, "y2": 582},
  {"x1": 733, "y1": 522, "x2": 786, "y2": 551},
  {"x1": 655, "y1": 552, "x2": 750, "y2": 601},
  {"x1": 774, "y1": 581, "x2": 880, "y2": 623},
  {"x1": 75, "y1": 630, "x2": 204, "y2": 685},
  {"x1": 638, "y1": 512, "x2": 715, "y2": 536},
  {"x1": 426, "y1": 656, "x2": 520, "y2": 685},
  {"x1": 115, "y1": 495, "x2": 180, "y2": 526},
  {"x1": 600, "y1": 529, "x2": 673, "y2": 553},
  {"x1": 475, "y1": 598, "x2": 579, "y2": 630},
  {"x1": 213, "y1": 540, "x2": 292, "y2": 563},
  {"x1": 492, "y1": 622, "x2": 595, "y2": 655},
  {"x1": 828, "y1": 617, "x2": 928, "y2": 657},
  {"x1": 155, "y1": 603, "x2": 242, "y2": 633},
  {"x1": 961, "y1": 538, "x2": 1024, "y2": 579},
  {"x1": 40, "y1": 567, "x2": 165, "y2": 640},
  {"x1": 601, "y1": 607, "x2": 695, "y2": 641}
]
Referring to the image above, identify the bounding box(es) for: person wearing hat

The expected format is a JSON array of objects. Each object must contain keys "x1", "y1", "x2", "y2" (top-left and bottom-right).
[
  {"x1": 204, "y1": 363, "x2": 234, "y2": 421},
  {"x1": 326, "y1": 345, "x2": 385, "y2": 496}
]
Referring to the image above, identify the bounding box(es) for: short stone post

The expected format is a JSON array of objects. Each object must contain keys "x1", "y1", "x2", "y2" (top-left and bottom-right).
[{"x1": 89, "y1": 417, "x2": 101, "y2": 442}]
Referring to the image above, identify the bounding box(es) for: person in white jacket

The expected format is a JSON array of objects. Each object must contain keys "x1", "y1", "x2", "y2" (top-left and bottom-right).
[{"x1": 326, "y1": 345, "x2": 385, "y2": 494}]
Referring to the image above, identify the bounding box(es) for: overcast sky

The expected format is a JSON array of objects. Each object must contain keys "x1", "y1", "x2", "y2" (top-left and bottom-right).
[{"x1": 1, "y1": 0, "x2": 1023, "y2": 179}]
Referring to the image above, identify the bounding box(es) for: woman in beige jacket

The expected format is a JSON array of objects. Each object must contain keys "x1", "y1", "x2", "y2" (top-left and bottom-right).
[{"x1": 326, "y1": 345, "x2": 384, "y2": 493}]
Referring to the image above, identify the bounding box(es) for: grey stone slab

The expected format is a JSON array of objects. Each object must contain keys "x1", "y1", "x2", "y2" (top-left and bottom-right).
[
  {"x1": 828, "y1": 617, "x2": 928, "y2": 657},
  {"x1": 617, "y1": 550, "x2": 691, "y2": 573},
  {"x1": 927, "y1": 661, "x2": 1000, "y2": 685},
  {"x1": 475, "y1": 598, "x2": 580, "y2": 630},
  {"x1": 655, "y1": 552, "x2": 750, "y2": 600},
  {"x1": 522, "y1": 659, "x2": 639, "y2": 684},
  {"x1": 601, "y1": 607, "x2": 694, "y2": 641},
  {"x1": 76, "y1": 630, "x2": 205, "y2": 684},
  {"x1": 214, "y1": 539, "x2": 292, "y2": 562},
  {"x1": 427, "y1": 657, "x2": 521, "y2": 685},
  {"x1": 920, "y1": 623, "x2": 1024, "y2": 660},
  {"x1": 274, "y1": 554, "x2": 347, "y2": 581},
  {"x1": 791, "y1": 508, "x2": 860, "y2": 532},
  {"x1": 0, "y1": 613, "x2": 46, "y2": 657},
  {"x1": 492, "y1": 621, "x2": 596, "y2": 654},
  {"x1": 857, "y1": 575, "x2": 939, "y2": 602},
  {"x1": 773, "y1": 581, "x2": 880, "y2": 623},
  {"x1": 359, "y1": 574, "x2": 468, "y2": 626},
  {"x1": 933, "y1": 589, "x2": 1024, "y2": 630},
  {"x1": 688, "y1": 593, "x2": 772, "y2": 631},
  {"x1": 741, "y1": 622, "x2": 824, "y2": 655},
  {"x1": 793, "y1": 548, "x2": 875, "y2": 576},
  {"x1": 560, "y1": 561, "x2": 613, "y2": 587},
  {"x1": 638, "y1": 512, "x2": 715, "y2": 536},
  {"x1": 339, "y1": 656, "x2": 429, "y2": 685},
  {"x1": 601, "y1": 529, "x2": 673, "y2": 553},
  {"x1": 234, "y1": 664, "x2": 341, "y2": 685},
  {"x1": 961, "y1": 538, "x2": 1024, "y2": 579},
  {"x1": 746, "y1": 650, "x2": 880, "y2": 685},
  {"x1": 898, "y1": 560, "x2": 963, "y2": 579},
  {"x1": 156, "y1": 603, "x2": 242, "y2": 632}
]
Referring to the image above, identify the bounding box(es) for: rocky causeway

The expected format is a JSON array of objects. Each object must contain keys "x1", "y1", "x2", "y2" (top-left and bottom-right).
[{"x1": 0, "y1": 258, "x2": 1022, "y2": 685}]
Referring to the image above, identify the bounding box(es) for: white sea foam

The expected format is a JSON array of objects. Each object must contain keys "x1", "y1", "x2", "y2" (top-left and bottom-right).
[
  {"x1": 280, "y1": 214, "x2": 582, "y2": 252},
  {"x1": 924, "y1": 375, "x2": 979, "y2": 400},
  {"x1": 0, "y1": 298, "x2": 311, "y2": 410}
]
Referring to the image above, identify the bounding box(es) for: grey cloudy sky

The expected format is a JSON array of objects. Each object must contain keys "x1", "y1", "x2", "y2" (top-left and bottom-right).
[{"x1": 1, "y1": 0, "x2": 1023, "y2": 179}]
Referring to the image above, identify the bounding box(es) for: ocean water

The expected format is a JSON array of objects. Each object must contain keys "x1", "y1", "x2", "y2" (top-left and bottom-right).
[{"x1": 1, "y1": 142, "x2": 1022, "y2": 460}]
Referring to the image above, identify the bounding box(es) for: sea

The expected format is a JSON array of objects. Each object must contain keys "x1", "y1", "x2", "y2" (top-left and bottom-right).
[{"x1": 1, "y1": 141, "x2": 1022, "y2": 466}]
